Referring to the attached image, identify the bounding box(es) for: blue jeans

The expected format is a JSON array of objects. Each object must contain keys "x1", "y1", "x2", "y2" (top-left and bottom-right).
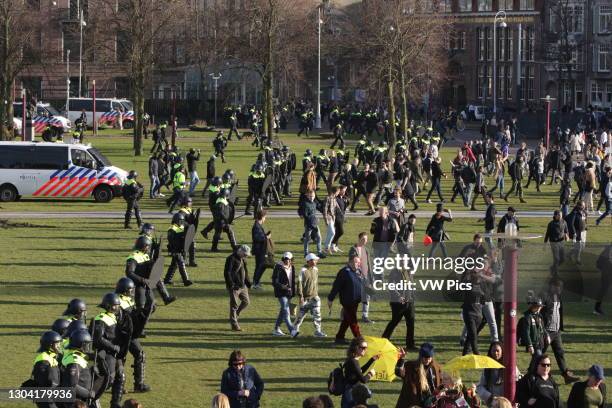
[
  {"x1": 495, "y1": 175, "x2": 505, "y2": 196},
  {"x1": 189, "y1": 171, "x2": 200, "y2": 195},
  {"x1": 324, "y1": 222, "x2": 336, "y2": 249},
  {"x1": 150, "y1": 175, "x2": 160, "y2": 198},
  {"x1": 303, "y1": 225, "x2": 321, "y2": 255},
  {"x1": 275, "y1": 296, "x2": 295, "y2": 332}
]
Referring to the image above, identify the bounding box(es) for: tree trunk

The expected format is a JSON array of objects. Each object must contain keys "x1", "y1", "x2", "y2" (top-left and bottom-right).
[
  {"x1": 386, "y1": 64, "x2": 396, "y2": 158},
  {"x1": 0, "y1": 13, "x2": 12, "y2": 141},
  {"x1": 399, "y1": 64, "x2": 408, "y2": 141},
  {"x1": 132, "y1": 75, "x2": 145, "y2": 156},
  {"x1": 264, "y1": 33, "x2": 274, "y2": 139},
  {"x1": 262, "y1": 74, "x2": 268, "y2": 137}
]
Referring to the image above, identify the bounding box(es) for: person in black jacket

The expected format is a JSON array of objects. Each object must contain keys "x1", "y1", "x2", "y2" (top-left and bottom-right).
[
  {"x1": 220, "y1": 350, "x2": 264, "y2": 408},
  {"x1": 300, "y1": 190, "x2": 325, "y2": 258},
  {"x1": 370, "y1": 206, "x2": 399, "y2": 259},
  {"x1": 516, "y1": 354, "x2": 561, "y2": 408},
  {"x1": 331, "y1": 185, "x2": 349, "y2": 252},
  {"x1": 567, "y1": 365, "x2": 606, "y2": 408},
  {"x1": 122, "y1": 170, "x2": 144, "y2": 230},
  {"x1": 31, "y1": 331, "x2": 62, "y2": 408},
  {"x1": 497, "y1": 206, "x2": 520, "y2": 237},
  {"x1": 381, "y1": 268, "x2": 416, "y2": 349},
  {"x1": 566, "y1": 201, "x2": 587, "y2": 265},
  {"x1": 341, "y1": 336, "x2": 380, "y2": 408},
  {"x1": 164, "y1": 212, "x2": 192, "y2": 286},
  {"x1": 271, "y1": 252, "x2": 299, "y2": 337},
  {"x1": 426, "y1": 204, "x2": 453, "y2": 258},
  {"x1": 186, "y1": 148, "x2": 201, "y2": 196},
  {"x1": 328, "y1": 254, "x2": 363, "y2": 344},
  {"x1": 252, "y1": 210, "x2": 270, "y2": 289},
  {"x1": 544, "y1": 211, "x2": 569, "y2": 275},
  {"x1": 425, "y1": 157, "x2": 445, "y2": 203},
  {"x1": 201, "y1": 155, "x2": 216, "y2": 197},
  {"x1": 211, "y1": 188, "x2": 238, "y2": 252},
  {"x1": 224, "y1": 245, "x2": 252, "y2": 331}
]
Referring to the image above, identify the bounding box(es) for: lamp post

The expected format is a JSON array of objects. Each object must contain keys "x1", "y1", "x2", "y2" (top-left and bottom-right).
[
  {"x1": 66, "y1": 49, "x2": 70, "y2": 116},
  {"x1": 78, "y1": 9, "x2": 86, "y2": 97},
  {"x1": 210, "y1": 73, "x2": 222, "y2": 126},
  {"x1": 315, "y1": 6, "x2": 323, "y2": 129},
  {"x1": 493, "y1": 11, "x2": 507, "y2": 114},
  {"x1": 541, "y1": 95, "x2": 556, "y2": 149}
]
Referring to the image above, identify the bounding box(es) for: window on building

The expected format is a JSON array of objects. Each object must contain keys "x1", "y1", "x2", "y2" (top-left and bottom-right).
[
  {"x1": 478, "y1": 65, "x2": 491, "y2": 99},
  {"x1": 478, "y1": 28, "x2": 485, "y2": 60},
  {"x1": 497, "y1": 65, "x2": 504, "y2": 101},
  {"x1": 520, "y1": 0, "x2": 534, "y2": 10},
  {"x1": 521, "y1": 26, "x2": 535, "y2": 62},
  {"x1": 607, "y1": 83, "x2": 612, "y2": 104},
  {"x1": 599, "y1": 44, "x2": 611, "y2": 71},
  {"x1": 570, "y1": 48, "x2": 584, "y2": 71},
  {"x1": 499, "y1": 0, "x2": 513, "y2": 11},
  {"x1": 563, "y1": 82, "x2": 572, "y2": 105},
  {"x1": 565, "y1": 4, "x2": 584, "y2": 33},
  {"x1": 576, "y1": 83, "x2": 584, "y2": 107},
  {"x1": 549, "y1": 7, "x2": 557, "y2": 32},
  {"x1": 478, "y1": 0, "x2": 492, "y2": 11},
  {"x1": 600, "y1": 5, "x2": 612, "y2": 33},
  {"x1": 486, "y1": 27, "x2": 493, "y2": 61},
  {"x1": 116, "y1": 30, "x2": 130, "y2": 63},
  {"x1": 505, "y1": 66, "x2": 513, "y2": 99},
  {"x1": 497, "y1": 27, "x2": 513, "y2": 62},
  {"x1": 62, "y1": 28, "x2": 79, "y2": 64},
  {"x1": 459, "y1": 0, "x2": 471, "y2": 12},
  {"x1": 70, "y1": 0, "x2": 89, "y2": 20},
  {"x1": 520, "y1": 65, "x2": 535, "y2": 100},
  {"x1": 591, "y1": 82, "x2": 603, "y2": 103},
  {"x1": 441, "y1": 0, "x2": 452, "y2": 12},
  {"x1": 450, "y1": 31, "x2": 466, "y2": 50},
  {"x1": 458, "y1": 31, "x2": 466, "y2": 49}
]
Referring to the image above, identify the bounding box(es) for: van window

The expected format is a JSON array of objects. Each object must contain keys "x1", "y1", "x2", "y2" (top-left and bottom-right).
[
  {"x1": 96, "y1": 100, "x2": 111, "y2": 111},
  {"x1": 0, "y1": 145, "x2": 68, "y2": 170},
  {"x1": 69, "y1": 99, "x2": 92, "y2": 111},
  {"x1": 70, "y1": 148, "x2": 96, "y2": 169}
]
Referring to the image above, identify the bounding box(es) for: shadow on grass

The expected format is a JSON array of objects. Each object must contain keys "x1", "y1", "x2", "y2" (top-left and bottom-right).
[{"x1": 0, "y1": 300, "x2": 67, "y2": 306}]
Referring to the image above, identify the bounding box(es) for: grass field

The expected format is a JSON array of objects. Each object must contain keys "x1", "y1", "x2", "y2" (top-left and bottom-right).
[{"x1": 1, "y1": 130, "x2": 611, "y2": 407}]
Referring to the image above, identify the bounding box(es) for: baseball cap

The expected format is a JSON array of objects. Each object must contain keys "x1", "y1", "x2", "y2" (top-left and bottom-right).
[
  {"x1": 282, "y1": 251, "x2": 293, "y2": 260},
  {"x1": 305, "y1": 253, "x2": 319, "y2": 262},
  {"x1": 589, "y1": 365, "x2": 605, "y2": 381},
  {"x1": 237, "y1": 245, "x2": 251, "y2": 256}
]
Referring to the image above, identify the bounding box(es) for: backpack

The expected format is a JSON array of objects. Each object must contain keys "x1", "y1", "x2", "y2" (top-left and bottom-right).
[
  {"x1": 516, "y1": 315, "x2": 528, "y2": 346},
  {"x1": 327, "y1": 363, "x2": 346, "y2": 396}
]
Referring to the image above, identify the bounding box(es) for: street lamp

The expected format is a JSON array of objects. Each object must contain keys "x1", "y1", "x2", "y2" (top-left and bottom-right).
[
  {"x1": 540, "y1": 95, "x2": 556, "y2": 148},
  {"x1": 210, "y1": 73, "x2": 222, "y2": 126},
  {"x1": 492, "y1": 11, "x2": 507, "y2": 114},
  {"x1": 66, "y1": 49, "x2": 70, "y2": 116},
  {"x1": 315, "y1": 5, "x2": 323, "y2": 129},
  {"x1": 78, "y1": 9, "x2": 86, "y2": 97}
]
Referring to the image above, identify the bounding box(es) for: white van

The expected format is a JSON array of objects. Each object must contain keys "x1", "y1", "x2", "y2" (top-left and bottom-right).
[
  {"x1": 66, "y1": 98, "x2": 134, "y2": 128},
  {"x1": 0, "y1": 142, "x2": 128, "y2": 202},
  {"x1": 13, "y1": 102, "x2": 72, "y2": 132}
]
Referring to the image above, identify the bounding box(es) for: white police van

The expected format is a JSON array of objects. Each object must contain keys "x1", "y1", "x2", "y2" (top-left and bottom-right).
[{"x1": 0, "y1": 142, "x2": 128, "y2": 202}]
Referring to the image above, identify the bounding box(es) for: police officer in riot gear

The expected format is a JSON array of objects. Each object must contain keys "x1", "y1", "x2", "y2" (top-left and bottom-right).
[
  {"x1": 166, "y1": 162, "x2": 186, "y2": 214},
  {"x1": 178, "y1": 196, "x2": 198, "y2": 267},
  {"x1": 213, "y1": 131, "x2": 227, "y2": 163},
  {"x1": 245, "y1": 164, "x2": 266, "y2": 215},
  {"x1": 126, "y1": 235, "x2": 176, "y2": 309},
  {"x1": 92, "y1": 293, "x2": 123, "y2": 408},
  {"x1": 115, "y1": 277, "x2": 151, "y2": 393},
  {"x1": 201, "y1": 176, "x2": 223, "y2": 239},
  {"x1": 51, "y1": 319, "x2": 71, "y2": 339},
  {"x1": 62, "y1": 320, "x2": 88, "y2": 353},
  {"x1": 61, "y1": 298, "x2": 87, "y2": 323},
  {"x1": 30, "y1": 331, "x2": 62, "y2": 408},
  {"x1": 60, "y1": 329, "x2": 96, "y2": 405},
  {"x1": 164, "y1": 212, "x2": 193, "y2": 286},
  {"x1": 122, "y1": 170, "x2": 144, "y2": 229},
  {"x1": 211, "y1": 188, "x2": 237, "y2": 252}
]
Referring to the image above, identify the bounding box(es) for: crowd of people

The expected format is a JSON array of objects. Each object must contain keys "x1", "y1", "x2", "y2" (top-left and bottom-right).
[{"x1": 23, "y1": 102, "x2": 612, "y2": 408}]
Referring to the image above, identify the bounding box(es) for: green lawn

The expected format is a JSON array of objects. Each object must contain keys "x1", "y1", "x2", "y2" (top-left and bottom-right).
[{"x1": 1, "y1": 130, "x2": 611, "y2": 407}]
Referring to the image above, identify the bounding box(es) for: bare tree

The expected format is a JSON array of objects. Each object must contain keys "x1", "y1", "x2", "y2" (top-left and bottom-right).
[
  {"x1": 0, "y1": 0, "x2": 40, "y2": 140},
  {"x1": 93, "y1": 0, "x2": 183, "y2": 155},
  {"x1": 229, "y1": 0, "x2": 316, "y2": 137}
]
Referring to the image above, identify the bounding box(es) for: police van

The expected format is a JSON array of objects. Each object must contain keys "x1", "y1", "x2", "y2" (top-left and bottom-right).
[
  {"x1": 65, "y1": 98, "x2": 135, "y2": 129},
  {"x1": 0, "y1": 142, "x2": 128, "y2": 202}
]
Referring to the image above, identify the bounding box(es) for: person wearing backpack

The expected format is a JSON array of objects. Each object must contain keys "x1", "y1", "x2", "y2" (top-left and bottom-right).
[
  {"x1": 340, "y1": 336, "x2": 380, "y2": 408},
  {"x1": 516, "y1": 354, "x2": 561, "y2": 408},
  {"x1": 520, "y1": 294, "x2": 547, "y2": 374}
]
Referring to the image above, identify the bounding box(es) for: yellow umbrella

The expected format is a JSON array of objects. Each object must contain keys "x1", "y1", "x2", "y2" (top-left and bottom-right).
[
  {"x1": 359, "y1": 336, "x2": 400, "y2": 382},
  {"x1": 444, "y1": 354, "x2": 504, "y2": 374}
]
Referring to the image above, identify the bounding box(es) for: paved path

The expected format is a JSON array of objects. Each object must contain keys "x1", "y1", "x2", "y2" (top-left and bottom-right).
[{"x1": 0, "y1": 209, "x2": 562, "y2": 219}]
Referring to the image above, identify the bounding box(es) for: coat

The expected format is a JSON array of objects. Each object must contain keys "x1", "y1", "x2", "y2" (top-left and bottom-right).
[
  {"x1": 395, "y1": 359, "x2": 443, "y2": 408},
  {"x1": 567, "y1": 380, "x2": 607, "y2": 408},
  {"x1": 271, "y1": 262, "x2": 295, "y2": 298},
  {"x1": 220, "y1": 365, "x2": 264, "y2": 408}
]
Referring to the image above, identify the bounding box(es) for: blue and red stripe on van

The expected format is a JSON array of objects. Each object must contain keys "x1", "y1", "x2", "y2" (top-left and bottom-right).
[{"x1": 33, "y1": 166, "x2": 121, "y2": 197}]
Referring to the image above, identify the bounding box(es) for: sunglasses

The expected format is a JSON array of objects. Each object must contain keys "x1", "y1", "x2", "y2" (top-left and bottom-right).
[
  {"x1": 540, "y1": 363, "x2": 551, "y2": 367},
  {"x1": 359, "y1": 345, "x2": 368, "y2": 349},
  {"x1": 232, "y1": 361, "x2": 245, "y2": 366}
]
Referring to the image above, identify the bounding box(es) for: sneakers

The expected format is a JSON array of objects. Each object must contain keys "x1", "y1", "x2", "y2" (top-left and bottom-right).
[
  {"x1": 362, "y1": 317, "x2": 375, "y2": 324},
  {"x1": 272, "y1": 328, "x2": 286, "y2": 336},
  {"x1": 252, "y1": 283, "x2": 262, "y2": 290},
  {"x1": 317, "y1": 252, "x2": 328, "y2": 259},
  {"x1": 183, "y1": 280, "x2": 193, "y2": 287},
  {"x1": 593, "y1": 308, "x2": 604, "y2": 316},
  {"x1": 231, "y1": 324, "x2": 242, "y2": 332},
  {"x1": 158, "y1": 193, "x2": 165, "y2": 197},
  {"x1": 333, "y1": 245, "x2": 343, "y2": 253},
  {"x1": 290, "y1": 329, "x2": 300, "y2": 338},
  {"x1": 426, "y1": 199, "x2": 432, "y2": 204},
  {"x1": 134, "y1": 383, "x2": 151, "y2": 393},
  {"x1": 314, "y1": 331, "x2": 328, "y2": 338}
]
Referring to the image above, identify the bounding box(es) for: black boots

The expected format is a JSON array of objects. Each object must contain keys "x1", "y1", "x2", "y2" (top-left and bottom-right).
[
  {"x1": 133, "y1": 352, "x2": 151, "y2": 392},
  {"x1": 156, "y1": 281, "x2": 176, "y2": 305}
]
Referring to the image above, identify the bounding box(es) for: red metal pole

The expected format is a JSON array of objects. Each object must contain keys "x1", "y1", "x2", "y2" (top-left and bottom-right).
[
  {"x1": 93, "y1": 80, "x2": 96, "y2": 137},
  {"x1": 172, "y1": 88, "x2": 177, "y2": 147},
  {"x1": 22, "y1": 90, "x2": 26, "y2": 141},
  {"x1": 546, "y1": 100, "x2": 550, "y2": 148},
  {"x1": 503, "y1": 246, "x2": 519, "y2": 404}
]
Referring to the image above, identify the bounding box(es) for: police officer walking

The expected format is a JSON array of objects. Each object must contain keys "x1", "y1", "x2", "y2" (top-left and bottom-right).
[
  {"x1": 122, "y1": 170, "x2": 144, "y2": 229},
  {"x1": 92, "y1": 293, "x2": 123, "y2": 408},
  {"x1": 115, "y1": 277, "x2": 151, "y2": 393},
  {"x1": 211, "y1": 189, "x2": 238, "y2": 252},
  {"x1": 30, "y1": 331, "x2": 62, "y2": 408},
  {"x1": 60, "y1": 330, "x2": 96, "y2": 405},
  {"x1": 166, "y1": 163, "x2": 186, "y2": 213},
  {"x1": 178, "y1": 196, "x2": 198, "y2": 267},
  {"x1": 164, "y1": 212, "x2": 193, "y2": 286},
  {"x1": 214, "y1": 131, "x2": 227, "y2": 163}
]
